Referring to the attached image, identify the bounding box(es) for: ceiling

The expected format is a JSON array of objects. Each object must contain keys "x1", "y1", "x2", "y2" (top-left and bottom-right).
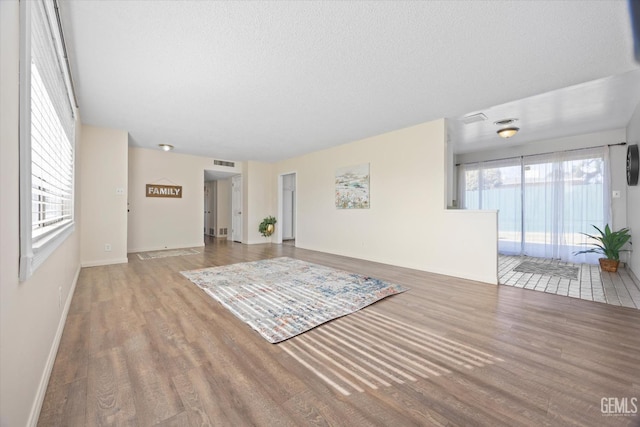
[
  {"x1": 59, "y1": 1, "x2": 639, "y2": 162},
  {"x1": 450, "y1": 68, "x2": 640, "y2": 153}
]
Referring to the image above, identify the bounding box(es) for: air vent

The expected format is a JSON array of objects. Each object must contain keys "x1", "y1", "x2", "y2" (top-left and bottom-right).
[
  {"x1": 461, "y1": 113, "x2": 487, "y2": 125},
  {"x1": 214, "y1": 160, "x2": 235, "y2": 167}
]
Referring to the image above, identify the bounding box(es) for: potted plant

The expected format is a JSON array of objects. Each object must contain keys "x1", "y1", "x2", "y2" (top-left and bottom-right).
[
  {"x1": 259, "y1": 216, "x2": 277, "y2": 238},
  {"x1": 575, "y1": 224, "x2": 631, "y2": 272}
]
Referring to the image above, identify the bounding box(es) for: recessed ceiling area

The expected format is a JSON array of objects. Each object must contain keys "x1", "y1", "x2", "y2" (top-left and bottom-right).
[
  {"x1": 449, "y1": 68, "x2": 640, "y2": 154},
  {"x1": 58, "y1": 1, "x2": 639, "y2": 162}
]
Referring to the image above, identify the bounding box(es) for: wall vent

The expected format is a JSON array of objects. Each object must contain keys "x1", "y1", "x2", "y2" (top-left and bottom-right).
[{"x1": 214, "y1": 160, "x2": 235, "y2": 167}]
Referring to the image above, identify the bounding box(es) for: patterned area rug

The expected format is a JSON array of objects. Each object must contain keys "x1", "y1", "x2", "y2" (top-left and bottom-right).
[
  {"x1": 137, "y1": 248, "x2": 200, "y2": 260},
  {"x1": 180, "y1": 257, "x2": 408, "y2": 343},
  {"x1": 513, "y1": 260, "x2": 580, "y2": 280}
]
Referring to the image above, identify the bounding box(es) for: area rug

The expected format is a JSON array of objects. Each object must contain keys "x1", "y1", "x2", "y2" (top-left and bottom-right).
[
  {"x1": 180, "y1": 257, "x2": 408, "y2": 343},
  {"x1": 137, "y1": 248, "x2": 200, "y2": 260},
  {"x1": 513, "y1": 260, "x2": 580, "y2": 280}
]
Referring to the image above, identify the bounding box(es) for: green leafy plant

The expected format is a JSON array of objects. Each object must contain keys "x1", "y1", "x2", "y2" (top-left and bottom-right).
[
  {"x1": 574, "y1": 224, "x2": 631, "y2": 261},
  {"x1": 259, "y1": 216, "x2": 277, "y2": 237}
]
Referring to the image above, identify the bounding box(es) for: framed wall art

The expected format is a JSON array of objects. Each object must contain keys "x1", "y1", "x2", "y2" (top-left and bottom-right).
[{"x1": 335, "y1": 163, "x2": 370, "y2": 209}]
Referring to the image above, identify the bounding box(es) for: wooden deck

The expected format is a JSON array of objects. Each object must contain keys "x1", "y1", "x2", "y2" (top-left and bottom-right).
[{"x1": 38, "y1": 238, "x2": 640, "y2": 426}]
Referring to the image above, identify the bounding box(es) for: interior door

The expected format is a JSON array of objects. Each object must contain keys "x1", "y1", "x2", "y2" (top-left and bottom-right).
[
  {"x1": 282, "y1": 173, "x2": 295, "y2": 240},
  {"x1": 204, "y1": 182, "x2": 212, "y2": 236},
  {"x1": 231, "y1": 175, "x2": 242, "y2": 242}
]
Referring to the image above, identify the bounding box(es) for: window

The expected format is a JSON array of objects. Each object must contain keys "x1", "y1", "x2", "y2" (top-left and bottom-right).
[
  {"x1": 458, "y1": 147, "x2": 611, "y2": 263},
  {"x1": 459, "y1": 158, "x2": 522, "y2": 255},
  {"x1": 19, "y1": 0, "x2": 76, "y2": 280}
]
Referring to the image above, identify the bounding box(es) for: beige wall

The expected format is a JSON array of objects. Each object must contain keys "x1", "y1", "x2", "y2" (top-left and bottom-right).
[
  {"x1": 273, "y1": 119, "x2": 498, "y2": 283},
  {"x1": 1, "y1": 2, "x2": 82, "y2": 425},
  {"x1": 128, "y1": 147, "x2": 241, "y2": 252},
  {"x1": 626, "y1": 102, "x2": 640, "y2": 277},
  {"x1": 80, "y1": 126, "x2": 129, "y2": 266},
  {"x1": 242, "y1": 161, "x2": 276, "y2": 244}
]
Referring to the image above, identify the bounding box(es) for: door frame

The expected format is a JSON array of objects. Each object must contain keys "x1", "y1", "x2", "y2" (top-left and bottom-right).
[{"x1": 277, "y1": 171, "x2": 297, "y2": 245}]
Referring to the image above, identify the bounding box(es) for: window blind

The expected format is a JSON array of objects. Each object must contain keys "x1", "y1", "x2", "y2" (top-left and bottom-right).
[{"x1": 20, "y1": 0, "x2": 76, "y2": 280}]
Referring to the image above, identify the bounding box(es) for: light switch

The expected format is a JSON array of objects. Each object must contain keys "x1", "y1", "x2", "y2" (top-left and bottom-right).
[{"x1": 612, "y1": 190, "x2": 621, "y2": 199}]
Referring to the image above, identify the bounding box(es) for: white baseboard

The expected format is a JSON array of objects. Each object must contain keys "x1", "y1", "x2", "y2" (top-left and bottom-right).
[
  {"x1": 27, "y1": 264, "x2": 81, "y2": 427},
  {"x1": 127, "y1": 243, "x2": 205, "y2": 254},
  {"x1": 81, "y1": 257, "x2": 129, "y2": 268}
]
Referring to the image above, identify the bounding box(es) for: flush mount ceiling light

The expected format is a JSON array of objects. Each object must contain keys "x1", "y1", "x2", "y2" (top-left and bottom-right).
[
  {"x1": 158, "y1": 144, "x2": 174, "y2": 151},
  {"x1": 497, "y1": 127, "x2": 520, "y2": 138},
  {"x1": 494, "y1": 118, "x2": 519, "y2": 138}
]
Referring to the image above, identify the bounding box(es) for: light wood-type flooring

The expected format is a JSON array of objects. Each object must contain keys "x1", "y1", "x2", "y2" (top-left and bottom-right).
[{"x1": 38, "y1": 238, "x2": 640, "y2": 426}]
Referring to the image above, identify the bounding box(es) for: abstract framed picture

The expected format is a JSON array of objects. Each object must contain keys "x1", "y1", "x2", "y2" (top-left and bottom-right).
[{"x1": 335, "y1": 163, "x2": 370, "y2": 209}]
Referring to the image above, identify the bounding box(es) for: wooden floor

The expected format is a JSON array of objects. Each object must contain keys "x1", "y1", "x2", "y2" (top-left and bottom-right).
[
  {"x1": 38, "y1": 238, "x2": 640, "y2": 426},
  {"x1": 499, "y1": 256, "x2": 640, "y2": 309}
]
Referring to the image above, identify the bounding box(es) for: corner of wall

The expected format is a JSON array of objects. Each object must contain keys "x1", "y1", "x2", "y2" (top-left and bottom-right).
[{"x1": 80, "y1": 126, "x2": 129, "y2": 266}]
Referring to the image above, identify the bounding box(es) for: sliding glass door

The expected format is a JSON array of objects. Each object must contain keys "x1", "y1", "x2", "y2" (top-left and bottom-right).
[
  {"x1": 459, "y1": 147, "x2": 610, "y2": 263},
  {"x1": 460, "y1": 159, "x2": 522, "y2": 255}
]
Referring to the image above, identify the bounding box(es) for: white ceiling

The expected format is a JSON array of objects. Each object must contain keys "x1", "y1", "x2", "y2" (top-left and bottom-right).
[
  {"x1": 450, "y1": 68, "x2": 640, "y2": 153},
  {"x1": 59, "y1": 1, "x2": 639, "y2": 162}
]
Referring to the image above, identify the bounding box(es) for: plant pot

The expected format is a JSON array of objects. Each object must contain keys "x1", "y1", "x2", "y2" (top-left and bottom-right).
[
  {"x1": 599, "y1": 258, "x2": 620, "y2": 273},
  {"x1": 267, "y1": 224, "x2": 274, "y2": 235}
]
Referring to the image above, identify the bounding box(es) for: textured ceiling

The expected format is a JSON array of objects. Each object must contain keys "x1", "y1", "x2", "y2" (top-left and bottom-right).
[{"x1": 59, "y1": 1, "x2": 639, "y2": 162}]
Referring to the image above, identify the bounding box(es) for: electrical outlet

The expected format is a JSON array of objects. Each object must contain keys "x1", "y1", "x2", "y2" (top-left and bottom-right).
[
  {"x1": 105, "y1": 243, "x2": 112, "y2": 252},
  {"x1": 115, "y1": 188, "x2": 125, "y2": 195},
  {"x1": 612, "y1": 190, "x2": 621, "y2": 199}
]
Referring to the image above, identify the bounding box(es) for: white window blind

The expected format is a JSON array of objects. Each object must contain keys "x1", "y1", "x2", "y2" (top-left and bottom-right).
[{"x1": 20, "y1": 0, "x2": 76, "y2": 280}]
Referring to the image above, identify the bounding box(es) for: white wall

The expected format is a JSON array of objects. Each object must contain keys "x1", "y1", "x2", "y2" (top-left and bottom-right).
[
  {"x1": 216, "y1": 178, "x2": 232, "y2": 238},
  {"x1": 80, "y1": 126, "x2": 129, "y2": 266},
  {"x1": 128, "y1": 147, "x2": 241, "y2": 252},
  {"x1": 456, "y1": 128, "x2": 629, "y2": 230},
  {"x1": 273, "y1": 119, "x2": 498, "y2": 284},
  {"x1": 1, "y1": 2, "x2": 82, "y2": 425},
  {"x1": 626, "y1": 102, "x2": 640, "y2": 277}
]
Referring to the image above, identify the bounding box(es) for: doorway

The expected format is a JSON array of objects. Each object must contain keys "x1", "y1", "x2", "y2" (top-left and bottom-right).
[
  {"x1": 279, "y1": 172, "x2": 296, "y2": 245},
  {"x1": 204, "y1": 169, "x2": 239, "y2": 242}
]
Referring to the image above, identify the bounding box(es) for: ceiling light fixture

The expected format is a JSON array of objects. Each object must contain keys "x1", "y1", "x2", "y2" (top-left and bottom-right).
[
  {"x1": 494, "y1": 118, "x2": 519, "y2": 138},
  {"x1": 158, "y1": 144, "x2": 174, "y2": 151},
  {"x1": 497, "y1": 127, "x2": 519, "y2": 138}
]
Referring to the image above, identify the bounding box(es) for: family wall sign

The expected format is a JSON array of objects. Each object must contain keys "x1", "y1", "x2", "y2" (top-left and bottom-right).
[{"x1": 146, "y1": 184, "x2": 182, "y2": 198}]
